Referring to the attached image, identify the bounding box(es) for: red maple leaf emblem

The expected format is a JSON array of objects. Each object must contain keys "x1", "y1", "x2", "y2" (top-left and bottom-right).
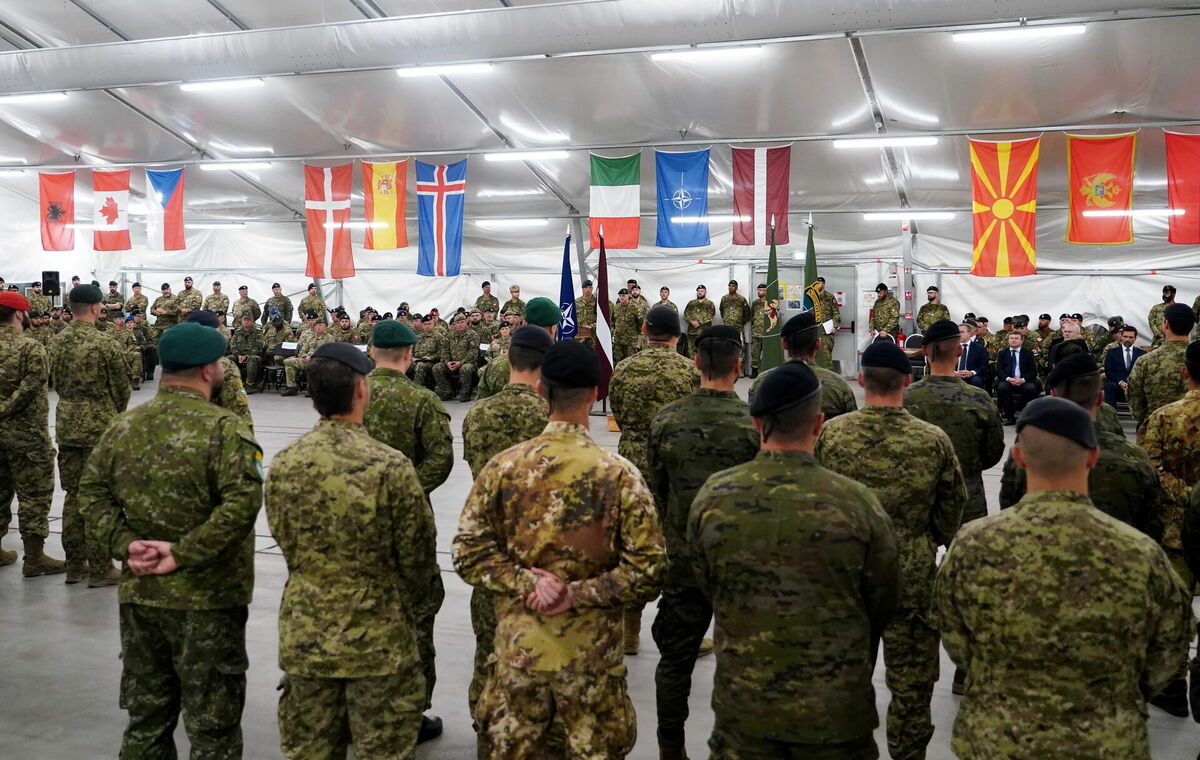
[{"x1": 99, "y1": 196, "x2": 120, "y2": 225}]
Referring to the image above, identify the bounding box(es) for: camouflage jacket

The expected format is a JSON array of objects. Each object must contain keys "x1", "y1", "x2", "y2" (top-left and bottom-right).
[
  {"x1": 904, "y1": 374, "x2": 1004, "y2": 523},
  {"x1": 257, "y1": 295, "x2": 287, "y2": 325},
  {"x1": 266, "y1": 419, "x2": 437, "y2": 678},
  {"x1": 453, "y1": 421, "x2": 665, "y2": 673},
  {"x1": 719, "y1": 293, "x2": 750, "y2": 329},
  {"x1": 79, "y1": 385, "x2": 263, "y2": 609},
  {"x1": 609, "y1": 343, "x2": 702, "y2": 475},
  {"x1": 217, "y1": 356, "x2": 254, "y2": 431},
  {"x1": 461, "y1": 382, "x2": 548, "y2": 478},
  {"x1": 29, "y1": 292, "x2": 53, "y2": 315},
  {"x1": 203, "y1": 293, "x2": 230, "y2": 314},
  {"x1": 47, "y1": 320, "x2": 132, "y2": 447},
  {"x1": 298, "y1": 294, "x2": 328, "y2": 322},
  {"x1": 476, "y1": 294, "x2": 500, "y2": 315},
  {"x1": 870, "y1": 295, "x2": 901, "y2": 334},
  {"x1": 355, "y1": 321, "x2": 374, "y2": 346},
  {"x1": 689, "y1": 449, "x2": 898, "y2": 742},
  {"x1": 126, "y1": 293, "x2": 149, "y2": 316},
  {"x1": 413, "y1": 332, "x2": 442, "y2": 363},
  {"x1": 231, "y1": 296, "x2": 262, "y2": 324},
  {"x1": 611, "y1": 300, "x2": 642, "y2": 341},
  {"x1": 228, "y1": 328, "x2": 266, "y2": 358},
  {"x1": 1140, "y1": 389, "x2": 1200, "y2": 549},
  {"x1": 475, "y1": 354, "x2": 509, "y2": 401},
  {"x1": 818, "y1": 290, "x2": 841, "y2": 330},
  {"x1": 263, "y1": 322, "x2": 295, "y2": 355},
  {"x1": 1128, "y1": 340, "x2": 1188, "y2": 423},
  {"x1": 101, "y1": 291, "x2": 124, "y2": 317},
  {"x1": 0, "y1": 325, "x2": 52, "y2": 451},
  {"x1": 656, "y1": 299, "x2": 679, "y2": 313},
  {"x1": 648, "y1": 388, "x2": 759, "y2": 587},
  {"x1": 933, "y1": 490, "x2": 1193, "y2": 760},
  {"x1": 364, "y1": 368, "x2": 454, "y2": 495},
  {"x1": 443, "y1": 329, "x2": 478, "y2": 363},
  {"x1": 327, "y1": 324, "x2": 358, "y2": 344},
  {"x1": 574, "y1": 295, "x2": 597, "y2": 334},
  {"x1": 151, "y1": 295, "x2": 180, "y2": 327},
  {"x1": 1148, "y1": 302, "x2": 1168, "y2": 342},
  {"x1": 683, "y1": 297, "x2": 716, "y2": 335},
  {"x1": 501, "y1": 297, "x2": 526, "y2": 317},
  {"x1": 916, "y1": 303, "x2": 950, "y2": 333},
  {"x1": 176, "y1": 288, "x2": 202, "y2": 316},
  {"x1": 750, "y1": 298, "x2": 769, "y2": 337},
  {"x1": 749, "y1": 359, "x2": 858, "y2": 421},
  {"x1": 815, "y1": 406, "x2": 966, "y2": 615},
  {"x1": 296, "y1": 329, "x2": 332, "y2": 360}
]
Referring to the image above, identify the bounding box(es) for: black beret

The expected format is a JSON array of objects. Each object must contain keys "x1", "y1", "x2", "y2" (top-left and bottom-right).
[
  {"x1": 698, "y1": 324, "x2": 743, "y2": 346},
  {"x1": 239, "y1": 285, "x2": 248, "y2": 291},
  {"x1": 27, "y1": 310, "x2": 41, "y2": 318},
  {"x1": 1002, "y1": 317, "x2": 1013, "y2": 324},
  {"x1": 627, "y1": 279, "x2": 638, "y2": 285},
  {"x1": 750, "y1": 360, "x2": 821, "y2": 417},
  {"x1": 1164, "y1": 284, "x2": 1178, "y2": 293},
  {"x1": 728, "y1": 279, "x2": 738, "y2": 286},
  {"x1": 1059, "y1": 313, "x2": 1071, "y2": 319},
  {"x1": 91, "y1": 280, "x2": 100, "y2": 288},
  {"x1": 183, "y1": 276, "x2": 193, "y2": 282},
  {"x1": 861, "y1": 341, "x2": 912, "y2": 375},
  {"x1": 582, "y1": 280, "x2": 593, "y2": 287},
  {"x1": 308, "y1": 283, "x2": 318, "y2": 289},
  {"x1": 926, "y1": 285, "x2": 939, "y2": 292},
  {"x1": 312, "y1": 342, "x2": 371, "y2": 375},
  {"x1": 541, "y1": 340, "x2": 599, "y2": 388},
  {"x1": 696, "y1": 284, "x2": 706, "y2": 290},
  {"x1": 644, "y1": 305, "x2": 682, "y2": 336},
  {"x1": 68, "y1": 284, "x2": 103, "y2": 304},
  {"x1": 617, "y1": 288, "x2": 629, "y2": 295},
  {"x1": 923, "y1": 319, "x2": 960, "y2": 344},
  {"x1": 304, "y1": 310, "x2": 318, "y2": 319},
  {"x1": 421, "y1": 314, "x2": 434, "y2": 323},
  {"x1": 161, "y1": 282, "x2": 171, "y2": 289},
  {"x1": 184, "y1": 310, "x2": 219, "y2": 328},
  {"x1": 964, "y1": 312, "x2": 975, "y2": 320},
  {"x1": 756, "y1": 283, "x2": 766, "y2": 289},
  {"x1": 108, "y1": 280, "x2": 118, "y2": 286},
  {"x1": 1107, "y1": 316, "x2": 1123, "y2": 327},
  {"x1": 212, "y1": 281, "x2": 220, "y2": 286},
  {"x1": 159, "y1": 323, "x2": 227, "y2": 371},
  {"x1": 1011, "y1": 318, "x2": 1028, "y2": 329},
  {"x1": 781, "y1": 312, "x2": 818, "y2": 338},
  {"x1": 1017, "y1": 396, "x2": 1098, "y2": 450},
  {"x1": 875, "y1": 282, "x2": 888, "y2": 292},
  {"x1": 481, "y1": 280, "x2": 491, "y2": 287},
  {"x1": 131, "y1": 282, "x2": 141, "y2": 287},
  {"x1": 1039, "y1": 313, "x2": 1052, "y2": 320},
  {"x1": 272, "y1": 282, "x2": 281, "y2": 288},
  {"x1": 1071, "y1": 313, "x2": 1083, "y2": 321},
  {"x1": 977, "y1": 317, "x2": 989, "y2": 324},
  {"x1": 1047, "y1": 352, "x2": 1100, "y2": 389},
  {"x1": 510, "y1": 325, "x2": 554, "y2": 352}
]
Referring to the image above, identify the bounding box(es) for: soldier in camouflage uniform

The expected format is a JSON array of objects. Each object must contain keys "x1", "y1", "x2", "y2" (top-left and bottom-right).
[
  {"x1": 749, "y1": 284, "x2": 768, "y2": 376},
  {"x1": 101, "y1": 281, "x2": 125, "y2": 322},
  {"x1": 150, "y1": 283, "x2": 180, "y2": 341},
  {"x1": 690, "y1": 360, "x2": 899, "y2": 760},
  {"x1": 228, "y1": 315, "x2": 266, "y2": 393},
  {"x1": 475, "y1": 299, "x2": 560, "y2": 402},
  {"x1": 27, "y1": 280, "x2": 52, "y2": 316},
  {"x1": 110, "y1": 316, "x2": 144, "y2": 390},
  {"x1": 748, "y1": 313, "x2": 858, "y2": 421},
  {"x1": 327, "y1": 313, "x2": 356, "y2": 343},
  {"x1": 683, "y1": 286, "x2": 716, "y2": 356},
  {"x1": 266, "y1": 342, "x2": 440, "y2": 756},
  {"x1": 227, "y1": 284, "x2": 258, "y2": 325},
  {"x1": 433, "y1": 314, "x2": 479, "y2": 401},
  {"x1": 718, "y1": 280, "x2": 749, "y2": 337},
  {"x1": 656, "y1": 287, "x2": 678, "y2": 313},
  {"x1": 182, "y1": 311, "x2": 255, "y2": 431},
  {"x1": 126, "y1": 282, "x2": 148, "y2": 320},
  {"x1": 131, "y1": 312, "x2": 157, "y2": 381},
  {"x1": 476, "y1": 280, "x2": 500, "y2": 316},
  {"x1": 814, "y1": 277, "x2": 842, "y2": 370},
  {"x1": 78, "y1": 322, "x2": 263, "y2": 760},
  {"x1": 202, "y1": 281, "x2": 229, "y2": 315},
  {"x1": 264, "y1": 309, "x2": 296, "y2": 361},
  {"x1": 1129, "y1": 304, "x2": 1194, "y2": 430},
  {"x1": 175, "y1": 276, "x2": 203, "y2": 320},
  {"x1": 282, "y1": 321, "x2": 332, "y2": 395},
  {"x1": 1148, "y1": 285, "x2": 1177, "y2": 349},
  {"x1": 257, "y1": 283, "x2": 288, "y2": 326},
  {"x1": 815, "y1": 341, "x2": 966, "y2": 760},
  {"x1": 574, "y1": 279, "x2": 597, "y2": 347},
  {"x1": 0, "y1": 292, "x2": 65, "y2": 574},
  {"x1": 933, "y1": 397, "x2": 1194, "y2": 760},
  {"x1": 411, "y1": 316, "x2": 443, "y2": 391},
  {"x1": 648, "y1": 326, "x2": 760, "y2": 759},
  {"x1": 611, "y1": 289, "x2": 641, "y2": 365},
  {"x1": 453, "y1": 340, "x2": 665, "y2": 760},
  {"x1": 502, "y1": 285, "x2": 526, "y2": 318},
  {"x1": 298, "y1": 283, "x2": 328, "y2": 325},
  {"x1": 915, "y1": 286, "x2": 950, "y2": 333},
  {"x1": 48, "y1": 284, "x2": 131, "y2": 586},
  {"x1": 870, "y1": 283, "x2": 901, "y2": 337}
]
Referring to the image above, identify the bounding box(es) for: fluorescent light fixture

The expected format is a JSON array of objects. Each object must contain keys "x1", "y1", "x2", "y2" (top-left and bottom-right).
[
  {"x1": 185, "y1": 221, "x2": 247, "y2": 229},
  {"x1": 179, "y1": 78, "x2": 264, "y2": 92},
  {"x1": 863, "y1": 211, "x2": 955, "y2": 221},
  {"x1": 324, "y1": 221, "x2": 387, "y2": 229},
  {"x1": 671, "y1": 215, "x2": 751, "y2": 224},
  {"x1": 199, "y1": 161, "x2": 272, "y2": 171},
  {"x1": 395, "y1": 63, "x2": 492, "y2": 78},
  {"x1": 953, "y1": 24, "x2": 1086, "y2": 42},
  {"x1": 834, "y1": 136, "x2": 939, "y2": 149},
  {"x1": 474, "y1": 218, "x2": 549, "y2": 228},
  {"x1": 652, "y1": 46, "x2": 763, "y2": 62},
  {"x1": 209, "y1": 141, "x2": 274, "y2": 155},
  {"x1": 476, "y1": 188, "x2": 545, "y2": 198},
  {"x1": 483, "y1": 150, "x2": 569, "y2": 163},
  {"x1": 1082, "y1": 208, "x2": 1184, "y2": 217},
  {"x1": 0, "y1": 92, "x2": 68, "y2": 104}
]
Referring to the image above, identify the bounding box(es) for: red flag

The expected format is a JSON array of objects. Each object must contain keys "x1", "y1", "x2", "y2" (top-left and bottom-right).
[
  {"x1": 304, "y1": 164, "x2": 355, "y2": 279},
  {"x1": 594, "y1": 233, "x2": 614, "y2": 401},
  {"x1": 1066, "y1": 132, "x2": 1136, "y2": 245},
  {"x1": 732, "y1": 145, "x2": 790, "y2": 245},
  {"x1": 1165, "y1": 131, "x2": 1200, "y2": 244},
  {"x1": 39, "y1": 171, "x2": 74, "y2": 251},
  {"x1": 92, "y1": 169, "x2": 131, "y2": 251},
  {"x1": 969, "y1": 137, "x2": 1040, "y2": 276}
]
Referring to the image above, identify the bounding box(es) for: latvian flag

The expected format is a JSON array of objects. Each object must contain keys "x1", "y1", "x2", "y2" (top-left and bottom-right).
[
  {"x1": 732, "y1": 145, "x2": 791, "y2": 245},
  {"x1": 304, "y1": 163, "x2": 355, "y2": 279},
  {"x1": 146, "y1": 168, "x2": 186, "y2": 251},
  {"x1": 92, "y1": 169, "x2": 131, "y2": 251},
  {"x1": 416, "y1": 159, "x2": 466, "y2": 277},
  {"x1": 589, "y1": 153, "x2": 640, "y2": 249}
]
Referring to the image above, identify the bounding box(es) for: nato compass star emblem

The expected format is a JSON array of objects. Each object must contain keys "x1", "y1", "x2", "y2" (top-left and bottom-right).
[
  {"x1": 559, "y1": 301, "x2": 576, "y2": 330},
  {"x1": 671, "y1": 188, "x2": 693, "y2": 211}
]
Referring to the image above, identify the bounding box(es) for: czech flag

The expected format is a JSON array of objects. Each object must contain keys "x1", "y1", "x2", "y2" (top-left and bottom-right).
[{"x1": 146, "y1": 168, "x2": 186, "y2": 251}]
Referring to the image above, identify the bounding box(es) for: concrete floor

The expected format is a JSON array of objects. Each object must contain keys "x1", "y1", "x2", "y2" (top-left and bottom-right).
[{"x1": 3, "y1": 377, "x2": 1198, "y2": 759}]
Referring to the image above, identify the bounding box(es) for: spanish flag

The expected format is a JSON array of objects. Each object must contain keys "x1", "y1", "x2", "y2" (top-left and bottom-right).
[
  {"x1": 969, "y1": 136, "x2": 1039, "y2": 277},
  {"x1": 362, "y1": 160, "x2": 408, "y2": 249}
]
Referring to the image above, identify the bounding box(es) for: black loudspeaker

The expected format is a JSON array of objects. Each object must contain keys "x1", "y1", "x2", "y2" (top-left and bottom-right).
[{"x1": 41, "y1": 271, "x2": 60, "y2": 296}]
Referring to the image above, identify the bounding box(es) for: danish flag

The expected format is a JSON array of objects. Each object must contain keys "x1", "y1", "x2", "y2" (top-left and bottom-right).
[
  {"x1": 304, "y1": 163, "x2": 355, "y2": 279},
  {"x1": 416, "y1": 159, "x2": 466, "y2": 277}
]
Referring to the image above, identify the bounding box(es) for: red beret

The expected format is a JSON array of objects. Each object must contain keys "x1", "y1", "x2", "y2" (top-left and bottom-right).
[{"x1": 0, "y1": 292, "x2": 30, "y2": 310}]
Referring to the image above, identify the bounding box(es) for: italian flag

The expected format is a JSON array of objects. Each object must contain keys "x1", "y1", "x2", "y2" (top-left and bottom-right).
[{"x1": 589, "y1": 152, "x2": 640, "y2": 248}]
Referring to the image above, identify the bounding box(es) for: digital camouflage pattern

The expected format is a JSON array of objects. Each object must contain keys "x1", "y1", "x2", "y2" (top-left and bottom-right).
[
  {"x1": 904, "y1": 375, "x2": 1004, "y2": 523},
  {"x1": 749, "y1": 359, "x2": 858, "y2": 422},
  {"x1": 1096, "y1": 401, "x2": 1124, "y2": 437},
  {"x1": 575, "y1": 294, "x2": 597, "y2": 346},
  {"x1": 175, "y1": 287, "x2": 203, "y2": 317},
  {"x1": 412, "y1": 330, "x2": 442, "y2": 390},
  {"x1": 1148, "y1": 302, "x2": 1168, "y2": 347},
  {"x1": 611, "y1": 299, "x2": 642, "y2": 365},
  {"x1": 933, "y1": 491, "x2": 1194, "y2": 760},
  {"x1": 150, "y1": 294, "x2": 179, "y2": 338},
  {"x1": 232, "y1": 295, "x2": 262, "y2": 324},
  {"x1": 109, "y1": 325, "x2": 143, "y2": 384},
  {"x1": 998, "y1": 428, "x2": 1165, "y2": 541},
  {"x1": 327, "y1": 323, "x2": 358, "y2": 344},
  {"x1": 217, "y1": 356, "x2": 254, "y2": 430},
  {"x1": 476, "y1": 293, "x2": 500, "y2": 315},
  {"x1": 264, "y1": 321, "x2": 295, "y2": 356},
  {"x1": 101, "y1": 290, "x2": 124, "y2": 318},
  {"x1": 683, "y1": 297, "x2": 716, "y2": 354},
  {"x1": 203, "y1": 292, "x2": 229, "y2": 314},
  {"x1": 1127, "y1": 340, "x2": 1188, "y2": 424},
  {"x1": 688, "y1": 450, "x2": 899, "y2": 745},
  {"x1": 298, "y1": 293, "x2": 328, "y2": 323},
  {"x1": 228, "y1": 327, "x2": 266, "y2": 390},
  {"x1": 816, "y1": 290, "x2": 842, "y2": 370},
  {"x1": 0, "y1": 325, "x2": 54, "y2": 538},
  {"x1": 870, "y1": 295, "x2": 901, "y2": 335},
  {"x1": 719, "y1": 292, "x2": 750, "y2": 331},
  {"x1": 284, "y1": 330, "x2": 332, "y2": 387},
  {"x1": 364, "y1": 367, "x2": 454, "y2": 495},
  {"x1": 28, "y1": 291, "x2": 53, "y2": 316},
  {"x1": 502, "y1": 296, "x2": 526, "y2": 317},
  {"x1": 126, "y1": 292, "x2": 149, "y2": 317},
  {"x1": 609, "y1": 344, "x2": 701, "y2": 478},
  {"x1": 750, "y1": 297, "x2": 769, "y2": 372},
  {"x1": 1140, "y1": 390, "x2": 1200, "y2": 551},
  {"x1": 433, "y1": 327, "x2": 479, "y2": 400},
  {"x1": 916, "y1": 303, "x2": 950, "y2": 333},
  {"x1": 815, "y1": 406, "x2": 965, "y2": 760},
  {"x1": 79, "y1": 384, "x2": 263, "y2": 609}
]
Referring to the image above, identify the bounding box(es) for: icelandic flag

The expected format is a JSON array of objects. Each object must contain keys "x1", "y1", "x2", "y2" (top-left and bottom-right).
[
  {"x1": 655, "y1": 148, "x2": 710, "y2": 248},
  {"x1": 557, "y1": 233, "x2": 577, "y2": 340},
  {"x1": 416, "y1": 159, "x2": 466, "y2": 277},
  {"x1": 146, "y1": 168, "x2": 186, "y2": 251}
]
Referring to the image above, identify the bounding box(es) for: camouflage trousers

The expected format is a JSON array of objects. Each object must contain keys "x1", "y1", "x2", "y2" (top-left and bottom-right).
[
  {"x1": 283, "y1": 357, "x2": 306, "y2": 388},
  {"x1": 118, "y1": 603, "x2": 248, "y2": 760},
  {"x1": 152, "y1": 324, "x2": 177, "y2": 342},
  {"x1": 122, "y1": 350, "x2": 142, "y2": 383},
  {"x1": 412, "y1": 361, "x2": 437, "y2": 391},
  {"x1": 612, "y1": 339, "x2": 638, "y2": 367},
  {"x1": 141, "y1": 345, "x2": 159, "y2": 378},
  {"x1": 750, "y1": 336, "x2": 762, "y2": 371},
  {"x1": 0, "y1": 442, "x2": 54, "y2": 539},
  {"x1": 235, "y1": 356, "x2": 263, "y2": 390},
  {"x1": 686, "y1": 334, "x2": 702, "y2": 357},
  {"x1": 59, "y1": 444, "x2": 107, "y2": 567},
  {"x1": 414, "y1": 573, "x2": 445, "y2": 710},
  {"x1": 652, "y1": 584, "x2": 712, "y2": 739},
  {"x1": 278, "y1": 667, "x2": 424, "y2": 760},
  {"x1": 963, "y1": 473, "x2": 988, "y2": 524},
  {"x1": 816, "y1": 335, "x2": 835, "y2": 371},
  {"x1": 477, "y1": 661, "x2": 636, "y2": 760},
  {"x1": 469, "y1": 587, "x2": 498, "y2": 718},
  {"x1": 709, "y1": 719, "x2": 877, "y2": 760},
  {"x1": 882, "y1": 610, "x2": 939, "y2": 760},
  {"x1": 432, "y1": 361, "x2": 477, "y2": 401}
]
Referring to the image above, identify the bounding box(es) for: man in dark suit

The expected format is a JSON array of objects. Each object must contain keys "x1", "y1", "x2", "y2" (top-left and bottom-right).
[
  {"x1": 1103, "y1": 325, "x2": 1145, "y2": 406},
  {"x1": 954, "y1": 321, "x2": 990, "y2": 391},
  {"x1": 995, "y1": 331, "x2": 1039, "y2": 424}
]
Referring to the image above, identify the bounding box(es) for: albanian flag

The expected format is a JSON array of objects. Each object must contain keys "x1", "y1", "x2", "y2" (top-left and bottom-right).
[{"x1": 969, "y1": 136, "x2": 1040, "y2": 277}]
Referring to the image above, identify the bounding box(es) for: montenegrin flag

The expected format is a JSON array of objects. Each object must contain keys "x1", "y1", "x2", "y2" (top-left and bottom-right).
[
  {"x1": 589, "y1": 153, "x2": 640, "y2": 249},
  {"x1": 1164, "y1": 130, "x2": 1200, "y2": 244},
  {"x1": 1066, "y1": 132, "x2": 1136, "y2": 245},
  {"x1": 969, "y1": 136, "x2": 1040, "y2": 277},
  {"x1": 362, "y1": 160, "x2": 408, "y2": 249}
]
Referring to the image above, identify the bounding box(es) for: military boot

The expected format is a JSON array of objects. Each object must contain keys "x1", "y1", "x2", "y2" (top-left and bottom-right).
[
  {"x1": 281, "y1": 386, "x2": 298, "y2": 397},
  {"x1": 0, "y1": 543, "x2": 16, "y2": 566},
  {"x1": 658, "y1": 732, "x2": 690, "y2": 760},
  {"x1": 623, "y1": 608, "x2": 641, "y2": 655},
  {"x1": 1151, "y1": 677, "x2": 1189, "y2": 717},
  {"x1": 88, "y1": 565, "x2": 123, "y2": 588},
  {"x1": 22, "y1": 536, "x2": 67, "y2": 578}
]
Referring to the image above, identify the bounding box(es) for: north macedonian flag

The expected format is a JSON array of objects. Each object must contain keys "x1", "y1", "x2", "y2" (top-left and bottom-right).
[{"x1": 969, "y1": 136, "x2": 1040, "y2": 277}]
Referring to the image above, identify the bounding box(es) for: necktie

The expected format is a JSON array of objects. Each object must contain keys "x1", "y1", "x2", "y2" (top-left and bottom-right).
[
  {"x1": 1125, "y1": 348, "x2": 1131, "y2": 370},
  {"x1": 959, "y1": 345, "x2": 967, "y2": 371},
  {"x1": 1012, "y1": 350, "x2": 1020, "y2": 379}
]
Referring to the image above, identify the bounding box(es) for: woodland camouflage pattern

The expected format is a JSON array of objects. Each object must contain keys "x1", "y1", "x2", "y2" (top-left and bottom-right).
[
  {"x1": 203, "y1": 292, "x2": 229, "y2": 314},
  {"x1": 904, "y1": 375, "x2": 1004, "y2": 523},
  {"x1": 611, "y1": 300, "x2": 642, "y2": 365},
  {"x1": 870, "y1": 295, "x2": 901, "y2": 335},
  {"x1": 228, "y1": 327, "x2": 266, "y2": 390},
  {"x1": 816, "y1": 290, "x2": 842, "y2": 370},
  {"x1": 364, "y1": 367, "x2": 454, "y2": 495},
  {"x1": 264, "y1": 321, "x2": 295, "y2": 356},
  {"x1": 476, "y1": 293, "x2": 500, "y2": 315},
  {"x1": 1127, "y1": 340, "x2": 1188, "y2": 423},
  {"x1": 683, "y1": 297, "x2": 716, "y2": 354},
  {"x1": 689, "y1": 450, "x2": 898, "y2": 746},
  {"x1": 1096, "y1": 401, "x2": 1124, "y2": 437},
  {"x1": 609, "y1": 344, "x2": 701, "y2": 478},
  {"x1": 749, "y1": 360, "x2": 858, "y2": 421},
  {"x1": 150, "y1": 294, "x2": 179, "y2": 337},
  {"x1": 719, "y1": 293, "x2": 750, "y2": 331},
  {"x1": 933, "y1": 491, "x2": 1194, "y2": 760},
  {"x1": 0, "y1": 325, "x2": 54, "y2": 538},
  {"x1": 916, "y1": 303, "x2": 950, "y2": 333},
  {"x1": 1148, "y1": 302, "x2": 1168, "y2": 346},
  {"x1": 217, "y1": 356, "x2": 253, "y2": 430},
  {"x1": 233, "y1": 296, "x2": 263, "y2": 324},
  {"x1": 284, "y1": 330, "x2": 332, "y2": 386},
  {"x1": 298, "y1": 293, "x2": 328, "y2": 323},
  {"x1": 1140, "y1": 390, "x2": 1200, "y2": 551},
  {"x1": 434, "y1": 327, "x2": 480, "y2": 400},
  {"x1": 175, "y1": 287, "x2": 202, "y2": 316}
]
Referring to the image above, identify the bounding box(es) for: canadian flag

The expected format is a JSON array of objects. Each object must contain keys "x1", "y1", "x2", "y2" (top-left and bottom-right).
[
  {"x1": 304, "y1": 164, "x2": 355, "y2": 279},
  {"x1": 92, "y1": 169, "x2": 131, "y2": 251},
  {"x1": 732, "y1": 145, "x2": 791, "y2": 246}
]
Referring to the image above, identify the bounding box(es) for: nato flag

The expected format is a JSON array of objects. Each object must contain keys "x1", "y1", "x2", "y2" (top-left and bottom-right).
[{"x1": 655, "y1": 148, "x2": 710, "y2": 248}]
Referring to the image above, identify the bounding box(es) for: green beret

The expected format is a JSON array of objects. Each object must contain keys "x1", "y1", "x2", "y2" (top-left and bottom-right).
[
  {"x1": 524, "y1": 297, "x2": 560, "y2": 327},
  {"x1": 159, "y1": 323, "x2": 228, "y2": 371},
  {"x1": 372, "y1": 320, "x2": 417, "y2": 348},
  {"x1": 68, "y1": 284, "x2": 103, "y2": 304}
]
